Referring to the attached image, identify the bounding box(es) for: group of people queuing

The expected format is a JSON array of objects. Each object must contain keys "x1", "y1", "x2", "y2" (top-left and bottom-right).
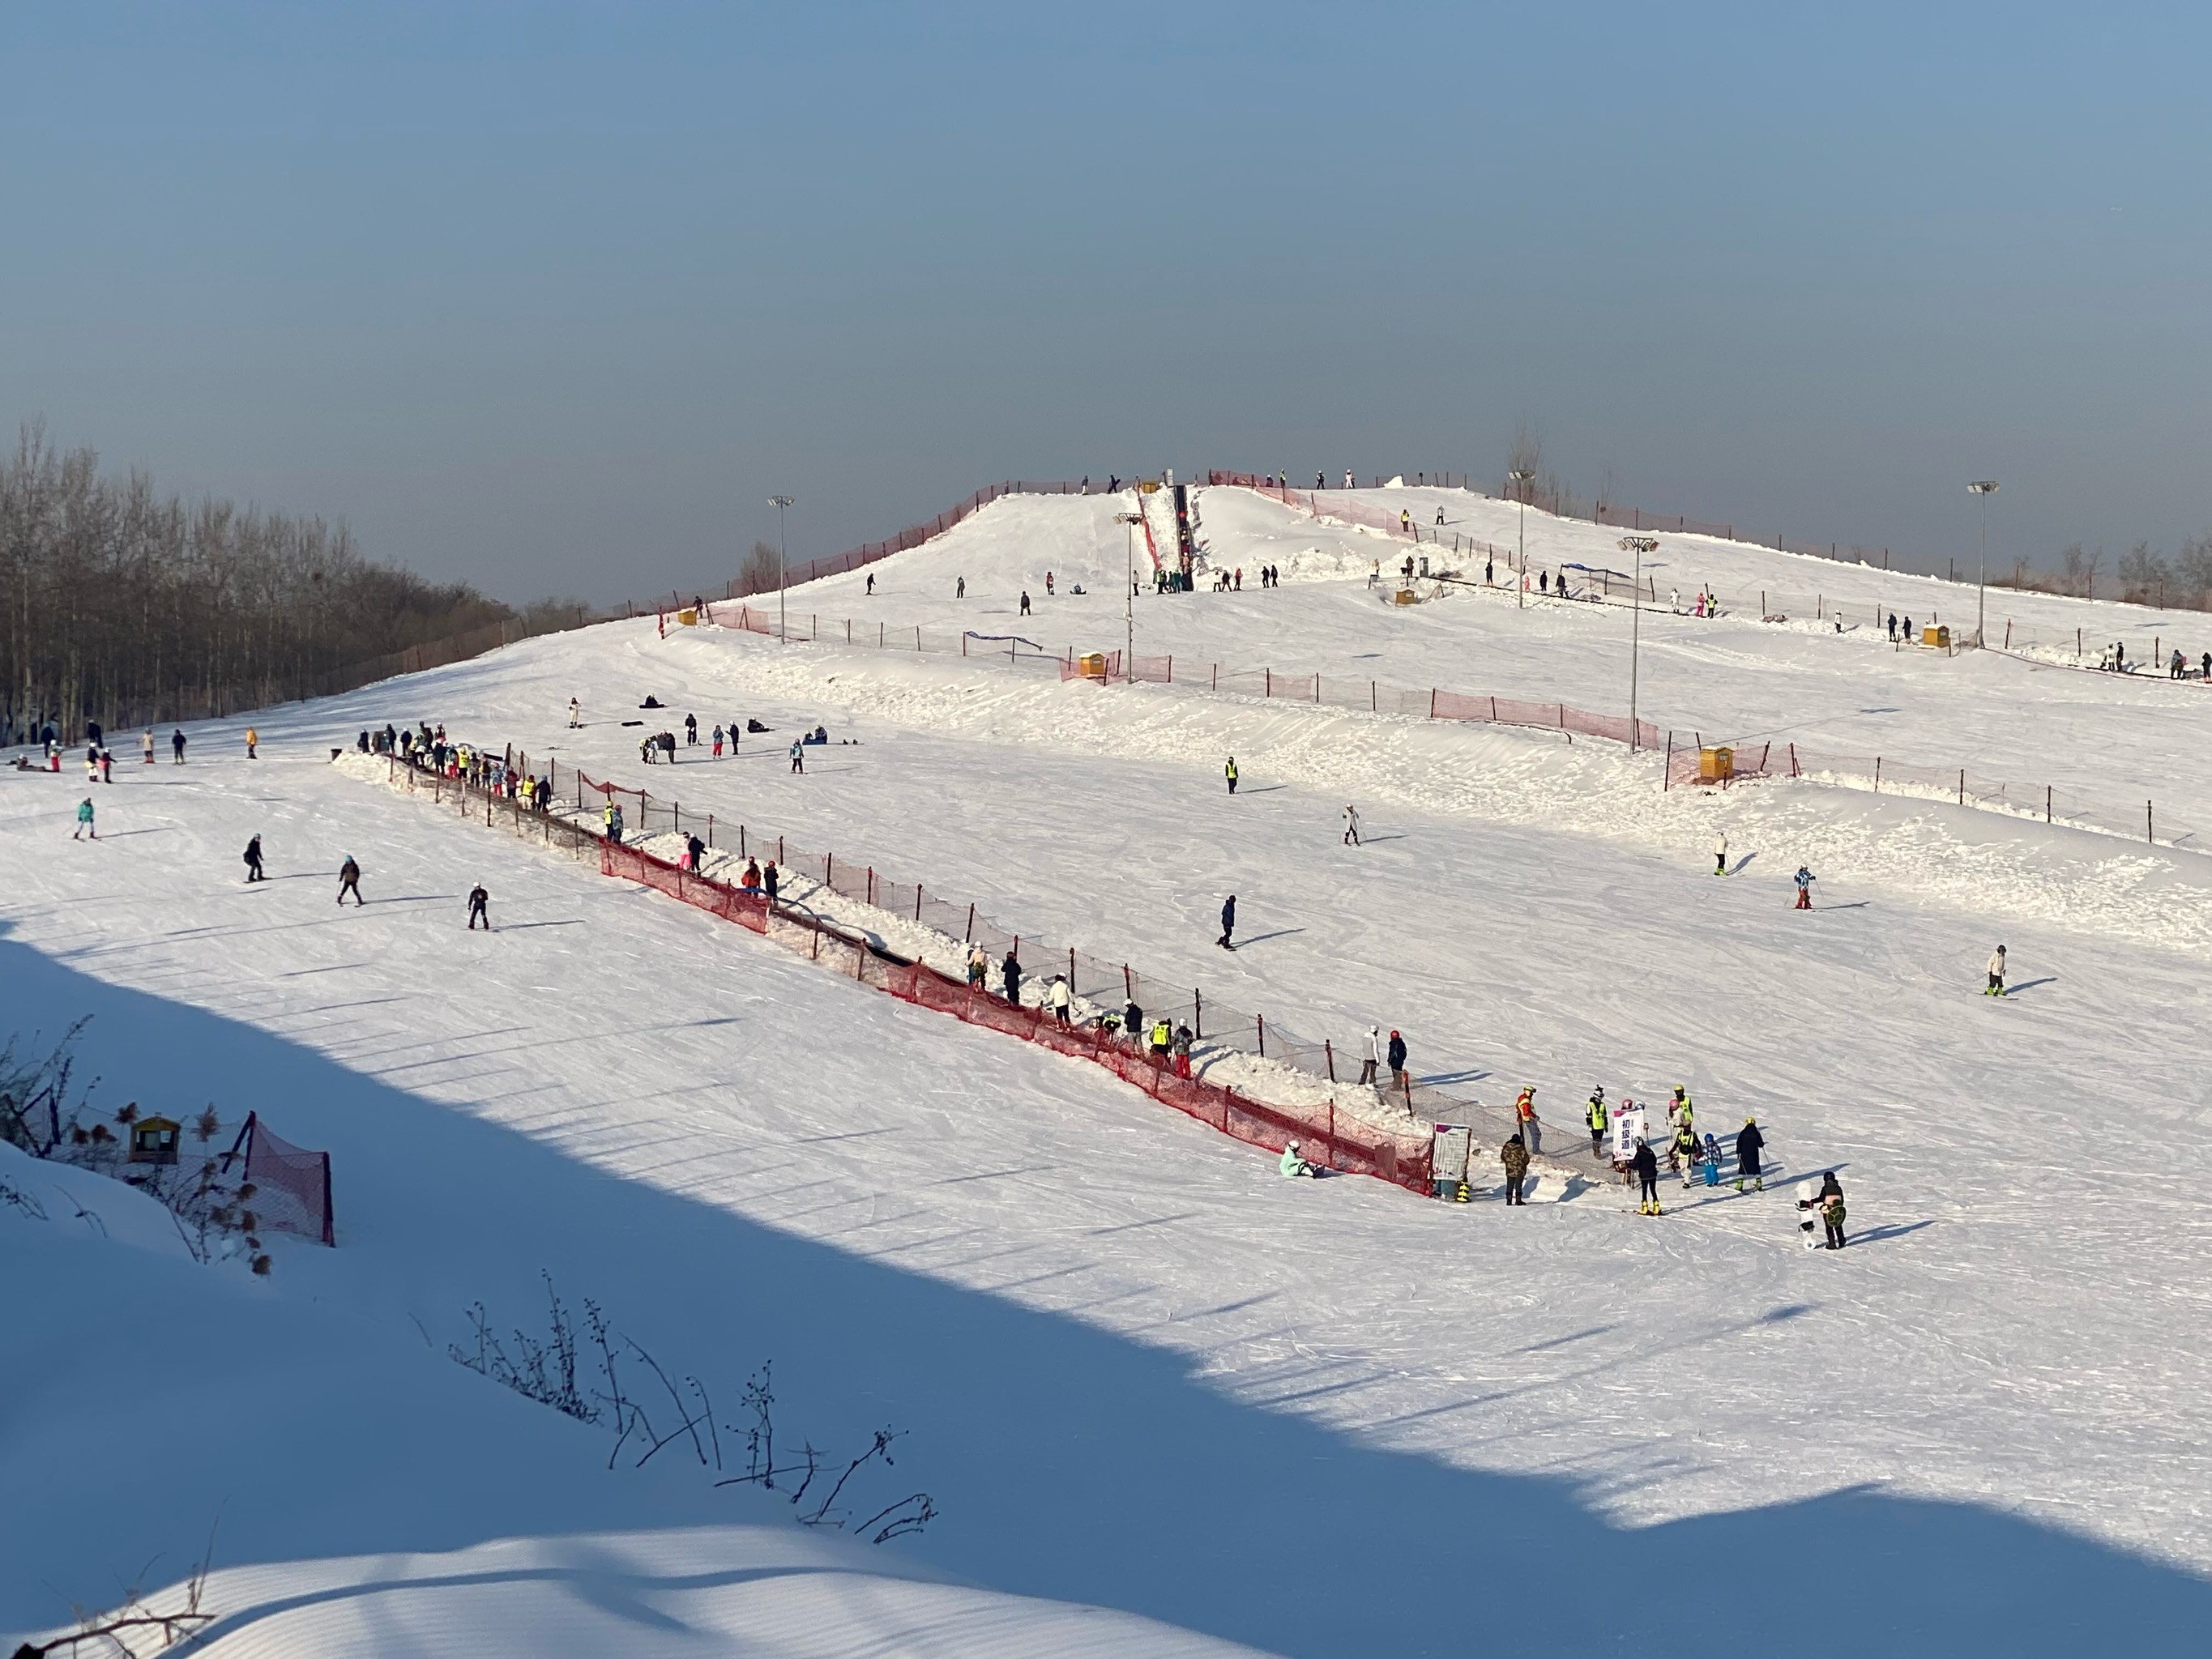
[{"x1": 370, "y1": 723, "x2": 556, "y2": 815}]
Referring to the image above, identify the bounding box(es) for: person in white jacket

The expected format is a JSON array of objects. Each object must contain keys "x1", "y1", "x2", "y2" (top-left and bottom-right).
[
  {"x1": 1358, "y1": 1025, "x2": 1380, "y2": 1086},
  {"x1": 1713, "y1": 831, "x2": 1729, "y2": 876},
  {"x1": 1986, "y1": 945, "x2": 2008, "y2": 996},
  {"x1": 1049, "y1": 974, "x2": 1073, "y2": 1026},
  {"x1": 1343, "y1": 804, "x2": 1361, "y2": 847}
]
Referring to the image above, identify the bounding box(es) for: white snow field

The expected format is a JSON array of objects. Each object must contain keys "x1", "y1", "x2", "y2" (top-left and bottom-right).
[{"x1": 6, "y1": 484, "x2": 2212, "y2": 1657}]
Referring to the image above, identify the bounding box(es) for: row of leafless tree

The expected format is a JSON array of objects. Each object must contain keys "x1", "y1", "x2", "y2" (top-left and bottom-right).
[{"x1": 0, "y1": 424, "x2": 550, "y2": 744}]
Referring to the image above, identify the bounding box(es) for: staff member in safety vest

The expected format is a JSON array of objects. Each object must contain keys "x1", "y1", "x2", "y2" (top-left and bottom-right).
[
  {"x1": 1223, "y1": 755, "x2": 1238, "y2": 795},
  {"x1": 1586, "y1": 1088, "x2": 1608, "y2": 1155}
]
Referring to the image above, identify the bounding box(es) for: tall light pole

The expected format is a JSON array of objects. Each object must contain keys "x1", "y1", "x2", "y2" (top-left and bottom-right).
[
  {"x1": 1968, "y1": 480, "x2": 1998, "y2": 646},
  {"x1": 1113, "y1": 511, "x2": 1142, "y2": 681},
  {"x1": 1620, "y1": 536, "x2": 1659, "y2": 751},
  {"x1": 769, "y1": 495, "x2": 795, "y2": 642},
  {"x1": 1508, "y1": 468, "x2": 1534, "y2": 610}
]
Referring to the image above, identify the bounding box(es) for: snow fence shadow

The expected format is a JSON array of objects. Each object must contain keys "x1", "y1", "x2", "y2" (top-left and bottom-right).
[{"x1": 2, "y1": 932, "x2": 2205, "y2": 1659}]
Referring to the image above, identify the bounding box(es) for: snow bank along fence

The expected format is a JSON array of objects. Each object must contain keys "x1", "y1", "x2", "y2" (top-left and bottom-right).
[
  {"x1": 370, "y1": 752, "x2": 1607, "y2": 1194},
  {"x1": 705, "y1": 603, "x2": 1662, "y2": 751}
]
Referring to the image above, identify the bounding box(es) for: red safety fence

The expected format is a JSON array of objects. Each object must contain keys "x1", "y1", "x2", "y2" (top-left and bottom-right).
[{"x1": 228, "y1": 1111, "x2": 335, "y2": 1246}]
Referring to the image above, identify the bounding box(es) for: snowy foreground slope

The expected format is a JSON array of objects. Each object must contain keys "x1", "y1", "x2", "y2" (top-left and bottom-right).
[{"x1": 6, "y1": 488, "x2": 2212, "y2": 1655}]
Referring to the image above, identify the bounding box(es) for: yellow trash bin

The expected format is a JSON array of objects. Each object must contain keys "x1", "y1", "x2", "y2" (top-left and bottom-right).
[
  {"x1": 677, "y1": 608, "x2": 698, "y2": 627},
  {"x1": 1077, "y1": 652, "x2": 1108, "y2": 681},
  {"x1": 1921, "y1": 624, "x2": 1949, "y2": 648},
  {"x1": 1698, "y1": 745, "x2": 1734, "y2": 783}
]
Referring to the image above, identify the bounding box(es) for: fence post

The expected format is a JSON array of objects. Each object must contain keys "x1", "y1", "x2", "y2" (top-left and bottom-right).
[
  {"x1": 964, "y1": 903, "x2": 975, "y2": 940},
  {"x1": 2047, "y1": 785, "x2": 2052, "y2": 824},
  {"x1": 739, "y1": 824, "x2": 745, "y2": 857},
  {"x1": 1874, "y1": 757, "x2": 1881, "y2": 792},
  {"x1": 866, "y1": 866, "x2": 874, "y2": 905},
  {"x1": 916, "y1": 884, "x2": 924, "y2": 922},
  {"x1": 1266, "y1": 668, "x2": 1271, "y2": 697},
  {"x1": 1255, "y1": 1013, "x2": 1265, "y2": 1057},
  {"x1": 1323, "y1": 1039, "x2": 1335, "y2": 1081},
  {"x1": 1194, "y1": 987, "x2": 1202, "y2": 1039},
  {"x1": 2149, "y1": 800, "x2": 2155, "y2": 844},
  {"x1": 1663, "y1": 731, "x2": 1672, "y2": 791},
  {"x1": 826, "y1": 852, "x2": 834, "y2": 888},
  {"x1": 1315, "y1": 676, "x2": 1322, "y2": 704},
  {"x1": 1789, "y1": 743, "x2": 1799, "y2": 778},
  {"x1": 1371, "y1": 680, "x2": 1377, "y2": 711},
  {"x1": 1958, "y1": 770, "x2": 1965, "y2": 806},
  {"x1": 1430, "y1": 689, "x2": 1437, "y2": 718}
]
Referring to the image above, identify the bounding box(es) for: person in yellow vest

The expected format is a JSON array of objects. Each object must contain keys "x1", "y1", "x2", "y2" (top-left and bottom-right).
[
  {"x1": 1223, "y1": 755, "x2": 1238, "y2": 795},
  {"x1": 1586, "y1": 1088, "x2": 1608, "y2": 1155},
  {"x1": 245, "y1": 727, "x2": 258, "y2": 759}
]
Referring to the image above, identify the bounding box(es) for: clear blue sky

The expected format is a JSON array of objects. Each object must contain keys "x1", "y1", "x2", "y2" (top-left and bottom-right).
[{"x1": 2, "y1": 2, "x2": 2206, "y2": 603}]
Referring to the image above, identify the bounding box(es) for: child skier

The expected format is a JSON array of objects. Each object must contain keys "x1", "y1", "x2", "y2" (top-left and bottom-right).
[
  {"x1": 1794, "y1": 867, "x2": 1815, "y2": 909},
  {"x1": 72, "y1": 797, "x2": 96, "y2": 840},
  {"x1": 1986, "y1": 945, "x2": 2008, "y2": 996},
  {"x1": 1280, "y1": 1141, "x2": 1318, "y2": 1178},
  {"x1": 1702, "y1": 1132, "x2": 1722, "y2": 1187},
  {"x1": 337, "y1": 855, "x2": 363, "y2": 906}
]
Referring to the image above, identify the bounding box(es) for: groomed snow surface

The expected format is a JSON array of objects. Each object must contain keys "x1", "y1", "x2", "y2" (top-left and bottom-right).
[{"x1": 6, "y1": 485, "x2": 2212, "y2": 1657}]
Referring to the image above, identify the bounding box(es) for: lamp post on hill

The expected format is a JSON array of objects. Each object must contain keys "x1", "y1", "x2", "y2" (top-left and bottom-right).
[
  {"x1": 1113, "y1": 511, "x2": 1142, "y2": 681},
  {"x1": 769, "y1": 495, "x2": 795, "y2": 642},
  {"x1": 1509, "y1": 468, "x2": 1534, "y2": 609},
  {"x1": 1620, "y1": 536, "x2": 1659, "y2": 751},
  {"x1": 1968, "y1": 480, "x2": 1998, "y2": 646}
]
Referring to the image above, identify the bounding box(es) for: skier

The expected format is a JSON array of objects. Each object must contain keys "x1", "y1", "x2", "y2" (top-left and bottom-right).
[
  {"x1": 1985, "y1": 944, "x2": 2008, "y2": 996},
  {"x1": 1713, "y1": 830, "x2": 1729, "y2": 876},
  {"x1": 1500, "y1": 1133, "x2": 1531, "y2": 1205},
  {"x1": 789, "y1": 740, "x2": 804, "y2": 774},
  {"x1": 1702, "y1": 1132, "x2": 1723, "y2": 1187},
  {"x1": 1218, "y1": 894, "x2": 1236, "y2": 949},
  {"x1": 1436, "y1": 505, "x2": 1445, "y2": 526},
  {"x1": 1359, "y1": 1025, "x2": 1381, "y2": 1085},
  {"x1": 1343, "y1": 804, "x2": 1361, "y2": 847},
  {"x1": 172, "y1": 727, "x2": 187, "y2": 763},
  {"x1": 1632, "y1": 1137, "x2": 1661, "y2": 1215},
  {"x1": 1386, "y1": 1030, "x2": 1408, "y2": 1094},
  {"x1": 1514, "y1": 1085, "x2": 1541, "y2": 1153},
  {"x1": 245, "y1": 726, "x2": 258, "y2": 759},
  {"x1": 685, "y1": 713, "x2": 698, "y2": 745},
  {"x1": 1001, "y1": 950, "x2": 1023, "y2": 1004},
  {"x1": 1224, "y1": 755, "x2": 1239, "y2": 795},
  {"x1": 1735, "y1": 1118, "x2": 1766, "y2": 1192},
  {"x1": 140, "y1": 728, "x2": 154, "y2": 764},
  {"x1": 1794, "y1": 866, "x2": 1816, "y2": 909},
  {"x1": 467, "y1": 884, "x2": 490, "y2": 930},
  {"x1": 243, "y1": 834, "x2": 267, "y2": 882},
  {"x1": 1049, "y1": 974, "x2": 1072, "y2": 1026},
  {"x1": 866, "y1": 572, "x2": 876, "y2": 595},
  {"x1": 568, "y1": 697, "x2": 581, "y2": 728},
  {"x1": 337, "y1": 856, "x2": 363, "y2": 906},
  {"x1": 711, "y1": 724, "x2": 724, "y2": 757},
  {"x1": 1279, "y1": 1140, "x2": 1317, "y2": 1178},
  {"x1": 1586, "y1": 1088, "x2": 1608, "y2": 1155},
  {"x1": 72, "y1": 797, "x2": 96, "y2": 840}
]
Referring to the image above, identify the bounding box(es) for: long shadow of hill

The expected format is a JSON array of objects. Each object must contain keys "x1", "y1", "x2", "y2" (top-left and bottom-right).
[{"x1": 2, "y1": 932, "x2": 2202, "y2": 1657}]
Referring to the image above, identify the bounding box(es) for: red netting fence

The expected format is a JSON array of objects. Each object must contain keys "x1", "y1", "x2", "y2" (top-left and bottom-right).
[{"x1": 229, "y1": 1111, "x2": 335, "y2": 1246}]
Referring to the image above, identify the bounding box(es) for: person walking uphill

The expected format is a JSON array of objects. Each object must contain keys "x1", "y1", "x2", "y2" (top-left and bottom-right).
[
  {"x1": 1986, "y1": 944, "x2": 2008, "y2": 996},
  {"x1": 337, "y1": 856, "x2": 363, "y2": 906},
  {"x1": 467, "y1": 884, "x2": 490, "y2": 930},
  {"x1": 1500, "y1": 1133, "x2": 1531, "y2": 1205},
  {"x1": 1343, "y1": 804, "x2": 1361, "y2": 847},
  {"x1": 243, "y1": 834, "x2": 267, "y2": 882},
  {"x1": 1223, "y1": 755, "x2": 1238, "y2": 795},
  {"x1": 1218, "y1": 894, "x2": 1236, "y2": 950}
]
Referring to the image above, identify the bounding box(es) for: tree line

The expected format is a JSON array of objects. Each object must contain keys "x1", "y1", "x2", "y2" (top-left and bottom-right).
[{"x1": 2, "y1": 425, "x2": 583, "y2": 745}]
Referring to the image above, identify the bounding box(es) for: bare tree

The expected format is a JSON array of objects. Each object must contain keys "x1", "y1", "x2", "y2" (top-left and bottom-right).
[{"x1": 740, "y1": 539, "x2": 784, "y2": 597}]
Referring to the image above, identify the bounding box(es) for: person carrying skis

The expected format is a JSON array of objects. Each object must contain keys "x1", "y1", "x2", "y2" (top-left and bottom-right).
[
  {"x1": 1712, "y1": 830, "x2": 1728, "y2": 876},
  {"x1": 1500, "y1": 1132, "x2": 1531, "y2": 1206},
  {"x1": 1794, "y1": 866, "x2": 1816, "y2": 909},
  {"x1": 1280, "y1": 1141, "x2": 1317, "y2": 1178},
  {"x1": 1343, "y1": 804, "x2": 1361, "y2": 847},
  {"x1": 1001, "y1": 951, "x2": 1023, "y2": 1004},
  {"x1": 72, "y1": 797, "x2": 96, "y2": 840},
  {"x1": 1224, "y1": 755, "x2": 1239, "y2": 795},
  {"x1": 1632, "y1": 1137, "x2": 1661, "y2": 1214},
  {"x1": 1218, "y1": 894, "x2": 1236, "y2": 949},
  {"x1": 1514, "y1": 1085, "x2": 1541, "y2": 1153},
  {"x1": 467, "y1": 884, "x2": 490, "y2": 930},
  {"x1": 1986, "y1": 945, "x2": 2007, "y2": 996},
  {"x1": 1386, "y1": 1030, "x2": 1409, "y2": 1094},
  {"x1": 1735, "y1": 1118, "x2": 1766, "y2": 1192},
  {"x1": 244, "y1": 834, "x2": 267, "y2": 882},
  {"x1": 1049, "y1": 975, "x2": 1072, "y2": 1026},
  {"x1": 1586, "y1": 1088, "x2": 1608, "y2": 1155},
  {"x1": 1359, "y1": 1025, "x2": 1380, "y2": 1085},
  {"x1": 337, "y1": 856, "x2": 363, "y2": 906}
]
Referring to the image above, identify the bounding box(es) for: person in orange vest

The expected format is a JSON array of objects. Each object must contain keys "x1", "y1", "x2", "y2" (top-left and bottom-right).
[
  {"x1": 1514, "y1": 1086, "x2": 1542, "y2": 1154},
  {"x1": 246, "y1": 727, "x2": 258, "y2": 759}
]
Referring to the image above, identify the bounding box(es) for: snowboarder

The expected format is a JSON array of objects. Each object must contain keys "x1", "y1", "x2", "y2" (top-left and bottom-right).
[
  {"x1": 244, "y1": 834, "x2": 267, "y2": 882},
  {"x1": 1794, "y1": 866, "x2": 1815, "y2": 909},
  {"x1": 1500, "y1": 1133, "x2": 1531, "y2": 1205},
  {"x1": 1735, "y1": 1118, "x2": 1766, "y2": 1192},
  {"x1": 1986, "y1": 945, "x2": 2008, "y2": 995},
  {"x1": 245, "y1": 726, "x2": 258, "y2": 759},
  {"x1": 1713, "y1": 830, "x2": 1729, "y2": 876},
  {"x1": 1586, "y1": 1088, "x2": 1608, "y2": 1154},
  {"x1": 568, "y1": 697, "x2": 581, "y2": 727},
  {"x1": 1224, "y1": 755, "x2": 1238, "y2": 795},
  {"x1": 1633, "y1": 1138, "x2": 1661, "y2": 1214},
  {"x1": 72, "y1": 797, "x2": 96, "y2": 840},
  {"x1": 172, "y1": 727, "x2": 187, "y2": 763},
  {"x1": 1359, "y1": 1025, "x2": 1380, "y2": 1085},
  {"x1": 1001, "y1": 951, "x2": 1023, "y2": 1004},
  {"x1": 1386, "y1": 1030, "x2": 1408, "y2": 1094},
  {"x1": 1343, "y1": 804, "x2": 1360, "y2": 846},
  {"x1": 1515, "y1": 1085, "x2": 1541, "y2": 1154},
  {"x1": 337, "y1": 856, "x2": 363, "y2": 906},
  {"x1": 789, "y1": 740, "x2": 805, "y2": 774},
  {"x1": 1218, "y1": 894, "x2": 1236, "y2": 949},
  {"x1": 1280, "y1": 1141, "x2": 1317, "y2": 1178},
  {"x1": 1819, "y1": 1186, "x2": 1847, "y2": 1249},
  {"x1": 1049, "y1": 974, "x2": 1072, "y2": 1026},
  {"x1": 467, "y1": 884, "x2": 490, "y2": 929}
]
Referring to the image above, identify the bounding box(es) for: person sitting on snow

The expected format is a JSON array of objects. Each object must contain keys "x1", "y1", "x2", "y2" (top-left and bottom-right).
[{"x1": 1279, "y1": 1141, "x2": 1317, "y2": 1178}]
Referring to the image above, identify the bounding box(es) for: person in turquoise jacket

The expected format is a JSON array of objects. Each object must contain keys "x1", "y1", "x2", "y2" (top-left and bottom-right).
[{"x1": 1279, "y1": 1141, "x2": 1316, "y2": 1178}]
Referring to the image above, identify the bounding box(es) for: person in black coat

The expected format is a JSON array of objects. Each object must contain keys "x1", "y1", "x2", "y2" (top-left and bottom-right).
[
  {"x1": 1632, "y1": 1137, "x2": 1662, "y2": 1215},
  {"x1": 1386, "y1": 1030, "x2": 1408, "y2": 1091},
  {"x1": 1001, "y1": 951, "x2": 1023, "y2": 1004},
  {"x1": 1735, "y1": 1119, "x2": 1766, "y2": 1192},
  {"x1": 1219, "y1": 894, "x2": 1236, "y2": 949},
  {"x1": 243, "y1": 834, "x2": 266, "y2": 882}
]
